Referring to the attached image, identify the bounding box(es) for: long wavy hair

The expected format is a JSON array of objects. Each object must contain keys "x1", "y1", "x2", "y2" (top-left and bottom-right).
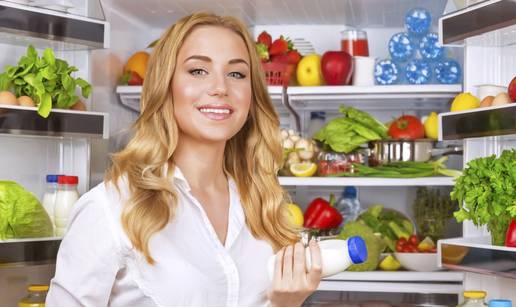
[{"x1": 106, "y1": 12, "x2": 298, "y2": 263}]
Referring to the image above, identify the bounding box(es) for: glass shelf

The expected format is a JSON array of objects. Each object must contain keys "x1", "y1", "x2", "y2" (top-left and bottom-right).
[{"x1": 0, "y1": 237, "x2": 61, "y2": 267}]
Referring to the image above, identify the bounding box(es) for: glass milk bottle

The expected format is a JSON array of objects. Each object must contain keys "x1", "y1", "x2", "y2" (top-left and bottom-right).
[
  {"x1": 54, "y1": 176, "x2": 79, "y2": 237},
  {"x1": 268, "y1": 236, "x2": 367, "y2": 280},
  {"x1": 41, "y1": 174, "x2": 62, "y2": 234}
]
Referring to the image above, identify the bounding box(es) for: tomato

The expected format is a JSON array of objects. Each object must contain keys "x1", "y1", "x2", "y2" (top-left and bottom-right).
[
  {"x1": 398, "y1": 237, "x2": 408, "y2": 246},
  {"x1": 429, "y1": 246, "x2": 437, "y2": 253},
  {"x1": 409, "y1": 235, "x2": 419, "y2": 246},
  {"x1": 396, "y1": 242, "x2": 404, "y2": 252},
  {"x1": 388, "y1": 115, "x2": 425, "y2": 140},
  {"x1": 401, "y1": 246, "x2": 412, "y2": 253}
]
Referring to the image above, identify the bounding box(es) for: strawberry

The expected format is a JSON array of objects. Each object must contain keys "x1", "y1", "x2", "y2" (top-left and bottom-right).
[
  {"x1": 257, "y1": 31, "x2": 272, "y2": 48},
  {"x1": 286, "y1": 50, "x2": 302, "y2": 65},
  {"x1": 120, "y1": 71, "x2": 143, "y2": 86},
  {"x1": 269, "y1": 36, "x2": 289, "y2": 56},
  {"x1": 256, "y1": 43, "x2": 269, "y2": 62},
  {"x1": 271, "y1": 54, "x2": 291, "y2": 64}
]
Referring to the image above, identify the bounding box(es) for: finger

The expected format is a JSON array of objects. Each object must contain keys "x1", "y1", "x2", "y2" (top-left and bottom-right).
[
  {"x1": 307, "y1": 239, "x2": 322, "y2": 286},
  {"x1": 273, "y1": 247, "x2": 285, "y2": 285},
  {"x1": 292, "y1": 242, "x2": 306, "y2": 278},
  {"x1": 282, "y1": 245, "x2": 294, "y2": 281}
]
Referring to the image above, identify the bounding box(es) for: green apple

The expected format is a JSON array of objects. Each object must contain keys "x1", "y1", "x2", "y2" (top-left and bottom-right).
[{"x1": 296, "y1": 54, "x2": 324, "y2": 86}]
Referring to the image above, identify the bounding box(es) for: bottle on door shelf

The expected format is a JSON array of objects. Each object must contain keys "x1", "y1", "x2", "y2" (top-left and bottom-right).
[
  {"x1": 41, "y1": 174, "x2": 62, "y2": 234},
  {"x1": 489, "y1": 300, "x2": 512, "y2": 307},
  {"x1": 19, "y1": 284, "x2": 48, "y2": 307},
  {"x1": 457, "y1": 291, "x2": 488, "y2": 307},
  {"x1": 267, "y1": 236, "x2": 367, "y2": 280},
  {"x1": 335, "y1": 186, "x2": 361, "y2": 226},
  {"x1": 54, "y1": 175, "x2": 79, "y2": 237}
]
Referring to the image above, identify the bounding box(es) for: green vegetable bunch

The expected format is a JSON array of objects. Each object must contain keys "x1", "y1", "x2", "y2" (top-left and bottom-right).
[
  {"x1": 0, "y1": 45, "x2": 91, "y2": 118},
  {"x1": 314, "y1": 106, "x2": 388, "y2": 153},
  {"x1": 452, "y1": 149, "x2": 516, "y2": 245}
]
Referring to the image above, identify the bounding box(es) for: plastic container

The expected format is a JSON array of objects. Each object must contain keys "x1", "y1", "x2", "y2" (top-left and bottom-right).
[
  {"x1": 405, "y1": 59, "x2": 432, "y2": 84},
  {"x1": 54, "y1": 175, "x2": 79, "y2": 237},
  {"x1": 405, "y1": 8, "x2": 432, "y2": 37},
  {"x1": 335, "y1": 186, "x2": 361, "y2": 225},
  {"x1": 308, "y1": 112, "x2": 326, "y2": 138},
  {"x1": 457, "y1": 291, "x2": 488, "y2": 307},
  {"x1": 18, "y1": 284, "x2": 48, "y2": 307},
  {"x1": 41, "y1": 174, "x2": 62, "y2": 232},
  {"x1": 267, "y1": 236, "x2": 367, "y2": 280},
  {"x1": 489, "y1": 300, "x2": 512, "y2": 307},
  {"x1": 388, "y1": 32, "x2": 415, "y2": 62},
  {"x1": 341, "y1": 29, "x2": 369, "y2": 56},
  {"x1": 435, "y1": 59, "x2": 462, "y2": 84},
  {"x1": 352, "y1": 56, "x2": 376, "y2": 86},
  {"x1": 261, "y1": 62, "x2": 295, "y2": 86},
  {"x1": 375, "y1": 59, "x2": 401, "y2": 85},
  {"x1": 317, "y1": 150, "x2": 364, "y2": 177},
  {"x1": 419, "y1": 32, "x2": 444, "y2": 61}
]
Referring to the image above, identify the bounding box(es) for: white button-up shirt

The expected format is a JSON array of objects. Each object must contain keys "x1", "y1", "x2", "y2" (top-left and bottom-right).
[{"x1": 46, "y1": 168, "x2": 274, "y2": 307}]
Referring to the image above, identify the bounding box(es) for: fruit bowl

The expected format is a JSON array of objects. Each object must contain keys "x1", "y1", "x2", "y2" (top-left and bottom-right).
[{"x1": 394, "y1": 252, "x2": 441, "y2": 272}]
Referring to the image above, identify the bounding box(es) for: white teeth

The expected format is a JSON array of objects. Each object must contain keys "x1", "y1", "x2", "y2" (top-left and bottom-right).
[{"x1": 199, "y1": 108, "x2": 231, "y2": 114}]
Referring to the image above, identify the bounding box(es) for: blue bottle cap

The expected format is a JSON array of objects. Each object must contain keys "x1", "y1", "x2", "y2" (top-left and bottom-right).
[
  {"x1": 347, "y1": 236, "x2": 368, "y2": 264},
  {"x1": 46, "y1": 174, "x2": 63, "y2": 183},
  {"x1": 310, "y1": 111, "x2": 326, "y2": 120},
  {"x1": 489, "y1": 300, "x2": 512, "y2": 307},
  {"x1": 343, "y1": 186, "x2": 357, "y2": 198}
]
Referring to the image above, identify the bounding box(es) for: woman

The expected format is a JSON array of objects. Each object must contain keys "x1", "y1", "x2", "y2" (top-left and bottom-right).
[{"x1": 46, "y1": 12, "x2": 322, "y2": 307}]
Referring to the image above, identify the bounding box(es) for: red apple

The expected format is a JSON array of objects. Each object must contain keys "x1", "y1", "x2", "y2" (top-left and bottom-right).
[
  {"x1": 321, "y1": 51, "x2": 353, "y2": 85},
  {"x1": 509, "y1": 76, "x2": 516, "y2": 102},
  {"x1": 127, "y1": 71, "x2": 143, "y2": 86}
]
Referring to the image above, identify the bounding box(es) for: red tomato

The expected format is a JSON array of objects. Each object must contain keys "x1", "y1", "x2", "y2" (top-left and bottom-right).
[
  {"x1": 429, "y1": 246, "x2": 437, "y2": 253},
  {"x1": 402, "y1": 246, "x2": 412, "y2": 253},
  {"x1": 388, "y1": 115, "x2": 425, "y2": 140},
  {"x1": 396, "y1": 242, "x2": 404, "y2": 252},
  {"x1": 409, "y1": 235, "x2": 419, "y2": 246},
  {"x1": 398, "y1": 237, "x2": 408, "y2": 246}
]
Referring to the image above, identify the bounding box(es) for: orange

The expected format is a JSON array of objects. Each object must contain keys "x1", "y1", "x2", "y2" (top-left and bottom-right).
[{"x1": 124, "y1": 51, "x2": 150, "y2": 80}]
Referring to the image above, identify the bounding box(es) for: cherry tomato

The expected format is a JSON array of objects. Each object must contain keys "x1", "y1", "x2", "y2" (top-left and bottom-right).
[
  {"x1": 409, "y1": 246, "x2": 419, "y2": 253},
  {"x1": 398, "y1": 237, "x2": 408, "y2": 246},
  {"x1": 429, "y1": 246, "x2": 437, "y2": 253},
  {"x1": 396, "y1": 242, "x2": 404, "y2": 252},
  {"x1": 409, "y1": 235, "x2": 419, "y2": 246},
  {"x1": 401, "y1": 246, "x2": 412, "y2": 253}
]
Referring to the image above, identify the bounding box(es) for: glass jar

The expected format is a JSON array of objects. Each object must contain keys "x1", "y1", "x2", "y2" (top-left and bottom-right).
[
  {"x1": 317, "y1": 150, "x2": 364, "y2": 177},
  {"x1": 340, "y1": 29, "x2": 369, "y2": 56},
  {"x1": 457, "y1": 291, "x2": 488, "y2": 307},
  {"x1": 19, "y1": 284, "x2": 48, "y2": 307},
  {"x1": 54, "y1": 175, "x2": 80, "y2": 237}
]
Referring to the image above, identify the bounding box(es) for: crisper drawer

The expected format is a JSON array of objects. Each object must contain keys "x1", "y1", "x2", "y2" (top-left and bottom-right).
[{"x1": 303, "y1": 292, "x2": 458, "y2": 307}]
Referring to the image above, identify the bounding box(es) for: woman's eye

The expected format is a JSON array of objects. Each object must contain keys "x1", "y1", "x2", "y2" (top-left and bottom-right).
[
  {"x1": 229, "y1": 71, "x2": 246, "y2": 79},
  {"x1": 189, "y1": 68, "x2": 208, "y2": 76}
]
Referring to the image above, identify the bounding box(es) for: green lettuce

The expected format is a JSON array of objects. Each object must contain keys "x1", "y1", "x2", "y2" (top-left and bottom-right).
[{"x1": 0, "y1": 181, "x2": 53, "y2": 240}]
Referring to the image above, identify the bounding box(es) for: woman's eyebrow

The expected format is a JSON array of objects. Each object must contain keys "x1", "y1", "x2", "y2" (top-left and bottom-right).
[
  {"x1": 228, "y1": 58, "x2": 249, "y2": 67},
  {"x1": 184, "y1": 55, "x2": 249, "y2": 67}
]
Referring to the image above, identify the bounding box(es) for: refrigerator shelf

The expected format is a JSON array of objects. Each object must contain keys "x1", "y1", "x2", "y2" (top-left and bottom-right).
[
  {"x1": 0, "y1": 237, "x2": 61, "y2": 268},
  {"x1": 438, "y1": 104, "x2": 516, "y2": 140},
  {"x1": 0, "y1": 1, "x2": 109, "y2": 50},
  {"x1": 438, "y1": 237, "x2": 516, "y2": 280},
  {"x1": 117, "y1": 84, "x2": 462, "y2": 113},
  {"x1": 279, "y1": 176, "x2": 455, "y2": 187},
  {"x1": 0, "y1": 105, "x2": 109, "y2": 139},
  {"x1": 439, "y1": 0, "x2": 516, "y2": 47}
]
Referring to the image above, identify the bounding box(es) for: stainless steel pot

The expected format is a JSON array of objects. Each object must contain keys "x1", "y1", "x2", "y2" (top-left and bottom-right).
[{"x1": 367, "y1": 139, "x2": 462, "y2": 166}]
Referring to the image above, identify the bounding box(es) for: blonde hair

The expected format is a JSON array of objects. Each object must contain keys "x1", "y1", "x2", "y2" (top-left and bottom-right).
[{"x1": 106, "y1": 12, "x2": 298, "y2": 263}]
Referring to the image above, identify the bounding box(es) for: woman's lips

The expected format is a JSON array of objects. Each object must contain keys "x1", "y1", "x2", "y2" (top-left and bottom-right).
[{"x1": 197, "y1": 104, "x2": 234, "y2": 121}]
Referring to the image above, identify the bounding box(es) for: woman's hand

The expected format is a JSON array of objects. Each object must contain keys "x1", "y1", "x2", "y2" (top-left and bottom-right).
[{"x1": 268, "y1": 239, "x2": 322, "y2": 307}]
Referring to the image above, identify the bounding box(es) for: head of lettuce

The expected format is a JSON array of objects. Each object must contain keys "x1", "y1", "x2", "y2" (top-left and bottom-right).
[{"x1": 0, "y1": 181, "x2": 53, "y2": 240}]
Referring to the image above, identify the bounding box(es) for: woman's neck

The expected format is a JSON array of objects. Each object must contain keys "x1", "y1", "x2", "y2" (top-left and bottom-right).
[{"x1": 172, "y1": 135, "x2": 227, "y2": 190}]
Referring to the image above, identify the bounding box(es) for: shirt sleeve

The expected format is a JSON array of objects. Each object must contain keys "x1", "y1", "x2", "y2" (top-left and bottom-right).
[{"x1": 46, "y1": 188, "x2": 123, "y2": 307}]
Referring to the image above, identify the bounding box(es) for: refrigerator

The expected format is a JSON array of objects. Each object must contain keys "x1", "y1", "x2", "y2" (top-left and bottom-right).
[{"x1": 0, "y1": 0, "x2": 514, "y2": 306}]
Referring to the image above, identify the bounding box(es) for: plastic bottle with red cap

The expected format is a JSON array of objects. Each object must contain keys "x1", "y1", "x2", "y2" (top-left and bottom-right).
[{"x1": 54, "y1": 176, "x2": 79, "y2": 237}]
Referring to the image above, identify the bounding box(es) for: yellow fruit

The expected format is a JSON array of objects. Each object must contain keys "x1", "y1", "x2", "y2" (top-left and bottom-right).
[
  {"x1": 417, "y1": 236, "x2": 436, "y2": 252},
  {"x1": 379, "y1": 254, "x2": 401, "y2": 271},
  {"x1": 424, "y1": 112, "x2": 439, "y2": 140},
  {"x1": 296, "y1": 54, "x2": 323, "y2": 86},
  {"x1": 124, "y1": 51, "x2": 150, "y2": 80},
  {"x1": 290, "y1": 162, "x2": 317, "y2": 177},
  {"x1": 285, "y1": 203, "x2": 304, "y2": 228},
  {"x1": 450, "y1": 92, "x2": 480, "y2": 112}
]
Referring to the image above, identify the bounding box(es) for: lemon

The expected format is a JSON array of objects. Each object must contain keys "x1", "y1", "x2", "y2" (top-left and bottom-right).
[
  {"x1": 450, "y1": 93, "x2": 480, "y2": 112},
  {"x1": 417, "y1": 236, "x2": 436, "y2": 252},
  {"x1": 378, "y1": 254, "x2": 401, "y2": 271},
  {"x1": 290, "y1": 162, "x2": 317, "y2": 177},
  {"x1": 424, "y1": 112, "x2": 439, "y2": 139},
  {"x1": 285, "y1": 203, "x2": 304, "y2": 228}
]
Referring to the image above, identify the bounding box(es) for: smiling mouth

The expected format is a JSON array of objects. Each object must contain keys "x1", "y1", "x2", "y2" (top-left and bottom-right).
[{"x1": 196, "y1": 104, "x2": 234, "y2": 120}]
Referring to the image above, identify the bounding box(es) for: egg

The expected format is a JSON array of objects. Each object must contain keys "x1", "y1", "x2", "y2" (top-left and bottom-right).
[
  {"x1": 70, "y1": 100, "x2": 87, "y2": 111},
  {"x1": 17, "y1": 95, "x2": 35, "y2": 107},
  {"x1": 0, "y1": 91, "x2": 18, "y2": 105},
  {"x1": 491, "y1": 92, "x2": 511, "y2": 106},
  {"x1": 479, "y1": 95, "x2": 494, "y2": 108}
]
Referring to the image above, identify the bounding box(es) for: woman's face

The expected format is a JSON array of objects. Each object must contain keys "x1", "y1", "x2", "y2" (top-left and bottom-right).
[{"x1": 172, "y1": 25, "x2": 252, "y2": 144}]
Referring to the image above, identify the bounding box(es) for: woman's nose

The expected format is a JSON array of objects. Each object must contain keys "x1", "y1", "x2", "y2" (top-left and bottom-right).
[{"x1": 207, "y1": 74, "x2": 228, "y2": 97}]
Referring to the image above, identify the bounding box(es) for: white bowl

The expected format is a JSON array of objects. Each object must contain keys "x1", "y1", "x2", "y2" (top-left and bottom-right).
[
  {"x1": 394, "y1": 252, "x2": 442, "y2": 272},
  {"x1": 475, "y1": 84, "x2": 507, "y2": 100}
]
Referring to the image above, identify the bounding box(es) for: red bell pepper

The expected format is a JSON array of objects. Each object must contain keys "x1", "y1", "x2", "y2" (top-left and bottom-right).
[
  {"x1": 303, "y1": 194, "x2": 343, "y2": 229},
  {"x1": 505, "y1": 219, "x2": 516, "y2": 248}
]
